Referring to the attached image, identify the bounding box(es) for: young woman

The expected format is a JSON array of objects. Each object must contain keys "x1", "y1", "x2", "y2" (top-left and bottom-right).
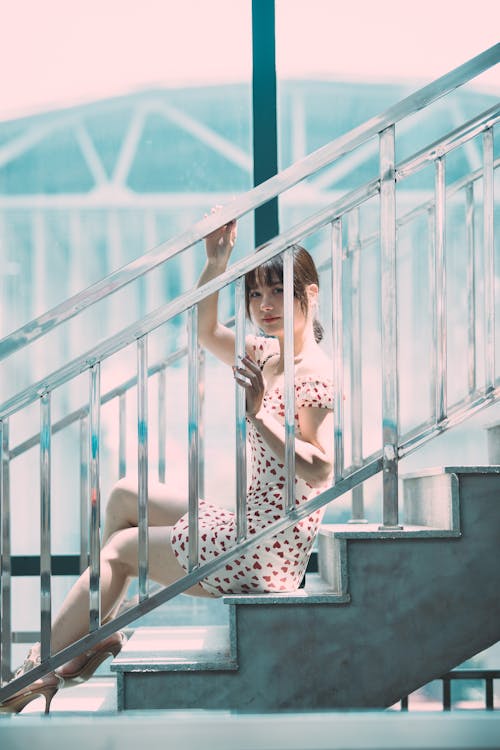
[{"x1": 0, "y1": 215, "x2": 334, "y2": 713}]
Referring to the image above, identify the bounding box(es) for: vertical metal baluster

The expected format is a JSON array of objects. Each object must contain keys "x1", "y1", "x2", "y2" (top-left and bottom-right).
[
  {"x1": 235, "y1": 277, "x2": 247, "y2": 541},
  {"x1": 485, "y1": 676, "x2": 494, "y2": 710},
  {"x1": 40, "y1": 392, "x2": 52, "y2": 661},
  {"x1": 119, "y1": 393, "x2": 127, "y2": 479},
  {"x1": 187, "y1": 307, "x2": 200, "y2": 571},
  {"x1": 465, "y1": 182, "x2": 477, "y2": 395},
  {"x1": 483, "y1": 128, "x2": 495, "y2": 392},
  {"x1": 283, "y1": 249, "x2": 296, "y2": 514},
  {"x1": 442, "y1": 677, "x2": 451, "y2": 711},
  {"x1": 79, "y1": 415, "x2": 89, "y2": 573},
  {"x1": 331, "y1": 219, "x2": 344, "y2": 483},
  {"x1": 88, "y1": 363, "x2": 101, "y2": 631},
  {"x1": 435, "y1": 156, "x2": 447, "y2": 424},
  {"x1": 0, "y1": 419, "x2": 12, "y2": 683},
  {"x1": 348, "y1": 210, "x2": 365, "y2": 523},
  {"x1": 198, "y1": 349, "x2": 206, "y2": 503},
  {"x1": 137, "y1": 337, "x2": 149, "y2": 600},
  {"x1": 158, "y1": 368, "x2": 167, "y2": 483},
  {"x1": 379, "y1": 125, "x2": 401, "y2": 530},
  {"x1": 427, "y1": 207, "x2": 438, "y2": 422}
]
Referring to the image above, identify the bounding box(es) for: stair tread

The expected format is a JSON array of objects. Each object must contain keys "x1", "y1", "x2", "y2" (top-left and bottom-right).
[
  {"x1": 111, "y1": 624, "x2": 237, "y2": 672},
  {"x1": 222, "y1": 572, "x2": 349, "y2": 605},
  {"x1": 402, "y1": 465, "x2": 500, "y2": 478},
  {"x1": 319, "y1": 523, "x2": 460, "y2": 539}
]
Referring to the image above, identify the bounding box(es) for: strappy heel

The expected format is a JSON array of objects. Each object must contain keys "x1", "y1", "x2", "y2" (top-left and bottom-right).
[
  {"x1": 0, "y1": 644, "x2": 63, "y2": 714},
  {"x1": 56, "y1": 631, "x2": 127, "y2": 687},
  {"x1": 0, "y1": 680, "x2": 61, "y2": 714}
]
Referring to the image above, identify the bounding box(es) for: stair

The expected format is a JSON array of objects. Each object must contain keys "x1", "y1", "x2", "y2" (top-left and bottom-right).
[{"x1": 111, "y1": 467, "x2": 500, "y2": 711}]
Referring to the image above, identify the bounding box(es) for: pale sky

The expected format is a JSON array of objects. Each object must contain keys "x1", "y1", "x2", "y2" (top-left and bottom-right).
[{"x1": 0, "y1": 0, "x2": 498, "y2": 120}]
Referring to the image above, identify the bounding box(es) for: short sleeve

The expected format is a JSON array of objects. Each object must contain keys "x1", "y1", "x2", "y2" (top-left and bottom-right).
[
  {"x1": 245, "y1": 334, "x2": 279, "y2": 370},
  {"x1": 295, "y1": 376, "x2": 334, "y2": 410}
]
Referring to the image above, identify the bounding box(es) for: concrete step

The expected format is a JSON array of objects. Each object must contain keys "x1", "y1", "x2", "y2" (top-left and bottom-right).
[
  {"x1": 222, "y1": 571, "x2": 349, "y2": 605},
  {"x1": 317, "y1": 521, "x2": 461, "y2": 593},
  {"x1": 112, "y1": 574, "x2": 349, "y2": 711},
  {"x1": 112, "y1": 623, "x2": 237, "y2": 672},
  {"x1": 111, "y1": 623, "x2": 238, "y2": 710},
  {"x1": 20, "y1": 677, "x2": 117, "y2": 714}
]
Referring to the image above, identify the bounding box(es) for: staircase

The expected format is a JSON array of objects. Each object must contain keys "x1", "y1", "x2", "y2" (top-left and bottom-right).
[
  {"x1": 112, "y1": 467, "x2": 500, "y2": 710},
  {"x1": 1, "y1": 45, "x2": 500, "y2": 712}
]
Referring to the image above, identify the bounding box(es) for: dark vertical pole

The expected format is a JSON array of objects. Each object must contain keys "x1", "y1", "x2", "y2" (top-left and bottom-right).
[{"x1": 252, "y1": 0, "x2": 279, "y2": 246}]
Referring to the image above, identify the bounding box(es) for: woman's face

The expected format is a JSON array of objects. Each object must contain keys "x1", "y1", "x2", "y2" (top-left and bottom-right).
[{"x1": 248, "y1": 279, "x2": 312, "y2": 337}]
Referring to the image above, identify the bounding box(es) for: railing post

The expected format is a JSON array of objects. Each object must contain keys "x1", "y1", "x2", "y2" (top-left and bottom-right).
[
  {"x1": 283, "y1": 248, "x2": 296, "y2": 513},
  {"x1": 347, "y1": 209, "x2": 366, "y2": 523},
  {"x1": 158, "y1": 367, "x2": 167, "y2": 483},
  {"x1": 331, "y1": 219, "x2": 345, "y2": 483},
  {"x1": 79, "y1": 415, "x2": 89, "y2": 573},
  {"x1": 434, "y1": 156, "x2": 447, "y2": 424},
  {"x1": 88, "y1": 363, "x2": 101, "y2": 631},
  {"x1": 137, "y1": 336, "x2": 149, "y2": 601},
  {"x1": 465, "y1": 182, "x2": 477, "y2": 395},
  {"x1": 0, "y1": 419, "x2": 12, "y2": 683},
  {"x1": 485, "y1": 675, "x2": 494, "y2": 710},
  {"x1": 483, "y1": 127, "x2": 495, "y2": 393},
  {"x1": 442, "y1": 676, "x2": 452, "y2": 710},
  {"x1": 40, "y1": 392, "x2": 52, "y2": 661},
  {"x1": 187, "y1": 306, "x2": 200, "y2": 571},
  {"x1": 379, "y1": 125, "x2": 401, "y2": 529},
  {"x1": 427, "y1": 206, "x2": 438, "y2": 422},
  {"x1": 198, "y1": 349, "x2": 206, "y2": 503},
  {"x1": 118, "y1": 393, "x2": 127, "y2": 479},
  {"x1": 235, "y1": 277, "x2": 247, "y2": 541}
]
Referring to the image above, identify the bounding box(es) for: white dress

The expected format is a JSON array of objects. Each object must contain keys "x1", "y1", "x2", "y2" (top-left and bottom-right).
[{"x1": 170, "y1": 335, "x2": 334, "y2": 595}]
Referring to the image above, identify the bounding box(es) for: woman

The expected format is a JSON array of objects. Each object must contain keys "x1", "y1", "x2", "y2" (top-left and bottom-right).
[{"x1": 0, "y1": 214, "x2": 334, "y2": 713}]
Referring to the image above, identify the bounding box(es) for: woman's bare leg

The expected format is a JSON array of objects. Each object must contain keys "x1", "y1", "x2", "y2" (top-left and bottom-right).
[
  {"x1": 100, "y1": 477, "x2": 190, "y2": 621},
  {"x1": 102, "y1": 477, "x2": 188, "y2": 544},
  {"x1": 53, "y1": 526, "x2": 213, "y2": 673}
]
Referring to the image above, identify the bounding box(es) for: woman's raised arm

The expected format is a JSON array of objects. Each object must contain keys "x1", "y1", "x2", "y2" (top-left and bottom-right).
[{"x1": 197, "y1": 211, "x2": 237, "y2": 366}]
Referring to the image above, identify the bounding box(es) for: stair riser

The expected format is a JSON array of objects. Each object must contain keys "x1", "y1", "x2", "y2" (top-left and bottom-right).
[
  {"x1": 317, "y1": 536, "x2": 348, "y2": 593},
  {"x1": 403, "y1": 471, "x2": 459, "y2": 529}
]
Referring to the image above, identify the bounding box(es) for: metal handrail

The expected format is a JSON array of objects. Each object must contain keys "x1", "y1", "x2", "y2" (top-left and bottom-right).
[
  {"x1": 0, "y1": 44, "x2": 498, "y2": 362},
  {"x1": 1, "y1": 49, "x2": 499, "y2": 701}
]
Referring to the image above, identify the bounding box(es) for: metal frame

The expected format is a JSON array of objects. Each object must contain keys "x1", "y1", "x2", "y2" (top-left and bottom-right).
[{"x1": 0, "y1": 48, "x2": 499, "y2": 699}]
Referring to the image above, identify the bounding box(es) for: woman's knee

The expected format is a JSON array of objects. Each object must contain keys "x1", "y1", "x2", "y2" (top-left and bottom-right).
[
  {"x1": 102, "y1": 528, "x2": 138, "y2": 576},
  {"x1": 105, "y1": 478, "x2": 137, "y2": 523}
]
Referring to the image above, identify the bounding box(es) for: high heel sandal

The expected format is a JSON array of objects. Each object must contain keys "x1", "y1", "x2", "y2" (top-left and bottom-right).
[
  {"x1": 0, "y1": 644, "x2": 63, "y2": 714},
  {"x1": 0, "y1": 678, "x2": 61, "y2": 714},
  {"x1": 56, "y1": 631, "x2": 127, "y2": 687}
]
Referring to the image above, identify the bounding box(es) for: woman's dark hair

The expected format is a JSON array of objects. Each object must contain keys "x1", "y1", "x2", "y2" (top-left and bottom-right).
[{"x1": 245, "y1": 244, "x2": 324, "y2": 343}]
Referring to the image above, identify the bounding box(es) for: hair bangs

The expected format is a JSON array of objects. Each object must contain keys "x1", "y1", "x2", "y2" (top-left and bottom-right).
[{"x1": 245, "y1": 255, "x2": 283, "y2": 291}]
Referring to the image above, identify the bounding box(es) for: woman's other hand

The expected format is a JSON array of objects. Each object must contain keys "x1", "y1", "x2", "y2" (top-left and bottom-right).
[
  {"x1": 233, "y1": 355, "x2": 264, "y2": 417},
  {"x1": 205, "y1": 205, "x2": 237, "y2": 266}
]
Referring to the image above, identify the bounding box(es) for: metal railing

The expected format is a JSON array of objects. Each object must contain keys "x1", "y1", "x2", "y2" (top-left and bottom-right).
[
  {"x1": 400, "y1": 669, "x2": 500, "y2": 711},
  {"x1": 0, "y1": 45, "x2": 499, "y2": 701}
]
